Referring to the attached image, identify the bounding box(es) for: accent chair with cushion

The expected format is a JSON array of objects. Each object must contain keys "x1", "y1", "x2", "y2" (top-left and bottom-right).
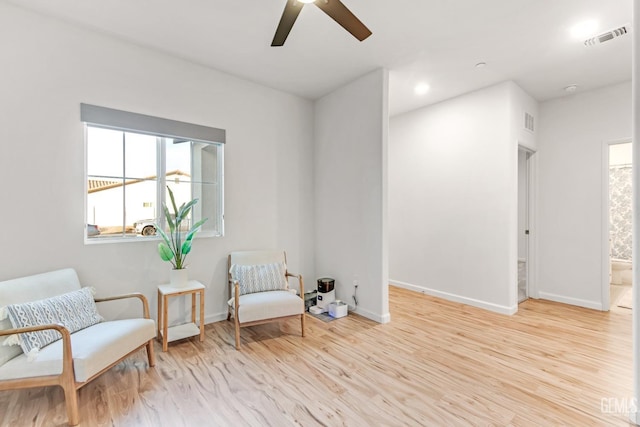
[
  {"x1": 0, "y1": 268, "x2": 156, "y2": 426},
  {"x1": 227, "y1": 250, "x2": 305, "y2": 350}
]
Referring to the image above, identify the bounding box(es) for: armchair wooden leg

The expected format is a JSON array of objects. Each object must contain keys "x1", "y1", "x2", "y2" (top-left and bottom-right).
[
  {"x1": 234, "y1": 318, "x2": 241, "y2": 350},
  {"x1": 62, "y1": 382, "x2": 79, "y2": 426},
  {"x1": 300, "y1": 313, "x2": 305, "y2": 337},
  {"x1": 146, "y1": 339, "x2": 156, "y2": 367}
]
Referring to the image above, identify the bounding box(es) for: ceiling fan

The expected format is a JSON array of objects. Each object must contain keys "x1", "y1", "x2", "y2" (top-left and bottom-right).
[{"x1": 271, "y1": 0, "x2": 372, "y2": 47}]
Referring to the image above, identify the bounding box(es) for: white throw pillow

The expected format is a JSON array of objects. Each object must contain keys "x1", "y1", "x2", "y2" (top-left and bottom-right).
[
  {"x1": 230, "y1": 262, "x2": 288, "y2": 295},
  {"x1": 5, "y1": 287, "x2": 103, "y2": 354}
]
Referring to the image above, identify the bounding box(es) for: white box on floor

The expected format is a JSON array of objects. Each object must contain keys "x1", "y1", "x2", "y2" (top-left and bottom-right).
[{"x1": 328, "y1": 301, "x2": 348, "y2": 318}]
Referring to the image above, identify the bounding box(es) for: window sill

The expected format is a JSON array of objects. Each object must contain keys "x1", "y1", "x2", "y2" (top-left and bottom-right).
[{"x1": 84, "y1": 230, "x2": 222, "y2": 245}]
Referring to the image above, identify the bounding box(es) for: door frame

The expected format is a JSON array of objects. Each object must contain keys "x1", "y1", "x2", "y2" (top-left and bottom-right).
[
  {"x1": 601, "y1": 138, "x2": 632, "y2": 311},
  {"x1": 518, "y1": 145, "x2": 538, "y2": 300}
]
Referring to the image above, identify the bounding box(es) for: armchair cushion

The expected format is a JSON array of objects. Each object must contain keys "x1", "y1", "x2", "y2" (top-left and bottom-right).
[
  {"x1": 228, "y1": 290, "x2": 303, "y2": 323},
  {"x1": 229, "y1": 262, "x2": 288, "y2": 295},
  {"x1": 0, "y1": 318, "x2": 155, "y2": 382},
  {"x1": 4, "y1": 287, "x2": 102, "y2": 354}
]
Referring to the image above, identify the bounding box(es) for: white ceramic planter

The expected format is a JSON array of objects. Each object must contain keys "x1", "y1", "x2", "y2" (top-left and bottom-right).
[{"x1": 170, "y1": 268, "x2": 188, "y2": 288}]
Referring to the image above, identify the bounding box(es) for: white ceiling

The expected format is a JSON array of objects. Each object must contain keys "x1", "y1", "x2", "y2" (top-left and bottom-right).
[{"x1": 7, "y1": 0, "x2": 632, "y2": 116}]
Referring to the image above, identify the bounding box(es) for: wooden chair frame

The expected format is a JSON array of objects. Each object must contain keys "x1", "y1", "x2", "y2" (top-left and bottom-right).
[
  {"x1": 0, "y1": 293, "x2": 156, "y2": 426},
  {"x1": 227, "y1": 252, "x2": 305, "y2": 350}
]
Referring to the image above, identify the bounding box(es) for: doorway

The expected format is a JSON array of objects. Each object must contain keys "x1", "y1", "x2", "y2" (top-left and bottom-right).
[
  {"x1": 604, "y1": 140, "x2": 633, "y2": 311},
  {"x1": 518, "y1": 146, "x2": 535, "y2": 303}
]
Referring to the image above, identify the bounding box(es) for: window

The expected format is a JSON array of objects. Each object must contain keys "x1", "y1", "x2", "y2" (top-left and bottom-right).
[{"x1": 82, "y1": 104, "x2": 224, "y2": 241}]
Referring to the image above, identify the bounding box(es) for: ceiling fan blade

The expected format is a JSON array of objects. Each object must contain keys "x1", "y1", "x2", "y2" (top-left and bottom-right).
[
  {"x1": 315, "y1": 0, "x2": 372, "y2": 41},
  {"x1": 272, "y1": 0, "x2": 304, "y2": 47}
]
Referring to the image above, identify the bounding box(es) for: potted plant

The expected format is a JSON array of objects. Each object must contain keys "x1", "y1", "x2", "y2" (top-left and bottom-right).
[{"x1": 156, "y1": 186, "x2": 208, "y2": 287}]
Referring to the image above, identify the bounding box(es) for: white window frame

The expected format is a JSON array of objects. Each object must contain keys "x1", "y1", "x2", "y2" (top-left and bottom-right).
[{"x1": 82, "y1": 104, "x2": 225, "y2": 243}]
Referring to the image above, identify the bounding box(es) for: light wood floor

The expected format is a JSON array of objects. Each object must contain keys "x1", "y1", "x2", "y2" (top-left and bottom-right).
[{"x1": 0, "y1": 286, "x2": 633, "y2": 426}]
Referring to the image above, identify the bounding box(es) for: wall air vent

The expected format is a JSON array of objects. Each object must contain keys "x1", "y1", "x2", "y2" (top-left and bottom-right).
[
  {"x1": 584, "y1": 25, "x2": 629, "y2": 46},
  {"x1": 524, "y1": 112, "x2": 535, "y2": 133}
]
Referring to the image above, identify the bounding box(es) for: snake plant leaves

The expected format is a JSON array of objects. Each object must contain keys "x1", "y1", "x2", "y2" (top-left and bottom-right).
[
  {"x1": 158, "y1": 243, "x2": 174, "y2": 262},
  {"x1": 181, "y1": 240, "x2": 192, "y2": 256},
  {"x1": 155, "y1": 226, "x2": 172, "y2": 248},
  {"x1": 157, "y1": 186, "x2": 208, "y2": 270},
  {"x1": 177, "y1": 199, "x2": 198, "y2": 221},
  {"x1": 184, "y1": 218, "x2": 208, "y2": 242},
  {"x1": 168, "y1": 186, "x2": 179, "y2": 219},
  {"x1": 163, "y1": 204, "x2": 175, "y2": 232}
]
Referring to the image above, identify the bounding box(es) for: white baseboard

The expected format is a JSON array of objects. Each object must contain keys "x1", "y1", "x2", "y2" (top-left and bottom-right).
[
  {"x1": 206, "y1": 307, "x2": 392, "y2": 325},
  {"x1": 352, "y1": 306, "x2": 391, "y2": 324},
  {"x1": 390, "y1": 279, "x2": 517, "y2": 315},
  {"x1": 537, "y1": 291, "x2": 603, "y2": 311},
  {"x1": 205, "y1": 311, "x2": 229, "y2": 325}
]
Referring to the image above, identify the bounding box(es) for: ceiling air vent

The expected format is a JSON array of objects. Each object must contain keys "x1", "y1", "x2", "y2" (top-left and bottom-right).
[
  {"x1": 524, "y1": 112, "x2": 535, "y2": 133},
  {"x1": 584, "y1": 25, "x2": 629, "y2": 46}
]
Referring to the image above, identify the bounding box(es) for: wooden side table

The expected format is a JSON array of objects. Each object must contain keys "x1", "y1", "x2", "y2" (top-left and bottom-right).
[{"x1": 157, "y1": 280, "x2": 205, "y2": 352}]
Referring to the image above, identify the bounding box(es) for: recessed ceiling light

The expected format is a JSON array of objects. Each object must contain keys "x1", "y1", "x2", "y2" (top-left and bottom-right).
[
  {"x1": 564, "y1": 84, "x2": 578, "y2": 93},
  {"x1": 414, "y1": 83, "x2": 430, "y2": 95},
  {"x1": 298, "y1": 0, "x2": 316, "y2": 3},
  {"x1": 569, "y1": 20, "x2": 599, "y2": 39},
  {"x1": 475, "y1": 62, "x2": 487, "y2": 68}
]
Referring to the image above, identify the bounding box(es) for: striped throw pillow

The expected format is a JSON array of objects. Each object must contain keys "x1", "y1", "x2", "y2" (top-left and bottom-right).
[
  {"x1": 5, "y1": 287, "x2": 103, "y2": 354},
  {"x1": 230, "y1": 262, "x2": 288, "y2": 295}
]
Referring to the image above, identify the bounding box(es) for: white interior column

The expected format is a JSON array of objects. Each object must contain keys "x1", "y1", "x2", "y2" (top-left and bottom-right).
[{"x1": 633, "y1": 0, "x2": 639, "y2": 424}]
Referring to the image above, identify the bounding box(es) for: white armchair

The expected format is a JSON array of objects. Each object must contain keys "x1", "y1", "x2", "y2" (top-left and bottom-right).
[
  {"x1": 227, "y1": 250, "x2": 305, "y2": 350},
  {"x1": 0, "y1": 268, "x2": 155, "y2": 426}
]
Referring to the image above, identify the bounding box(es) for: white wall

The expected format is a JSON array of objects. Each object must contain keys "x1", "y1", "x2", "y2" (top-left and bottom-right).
[
  {"x1": 537, "y1": 81, "x2": 632, "y2": 309},
  {"x1": 0, "y1": 3, "x2": 315, "y2": 323},
  {"x1": 631, "y1": 1, "x2": 639, "y2": 418},
  {"x1": 314, "y1": 69, "x2": 390, "y2": 323},
  {"x1": 389, "y1": 81, "x2": 536, "y2": 314},
  {"x1": 510, "y1": 82, "x2": 539, "y2": 152}
]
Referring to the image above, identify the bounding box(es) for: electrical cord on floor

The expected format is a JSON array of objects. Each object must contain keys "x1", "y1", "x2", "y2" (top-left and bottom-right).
[{"x1": 352, "y1": 284, "x2": 358, "y2": 310}]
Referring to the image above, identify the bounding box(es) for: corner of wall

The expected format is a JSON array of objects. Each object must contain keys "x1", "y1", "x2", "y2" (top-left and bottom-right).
[
  {"x1": 509, "y1": 82, "x2": 539, "y2": 152},
  {"x1": 313, "y1": 68, "x2": 389, "y2": 323}
]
